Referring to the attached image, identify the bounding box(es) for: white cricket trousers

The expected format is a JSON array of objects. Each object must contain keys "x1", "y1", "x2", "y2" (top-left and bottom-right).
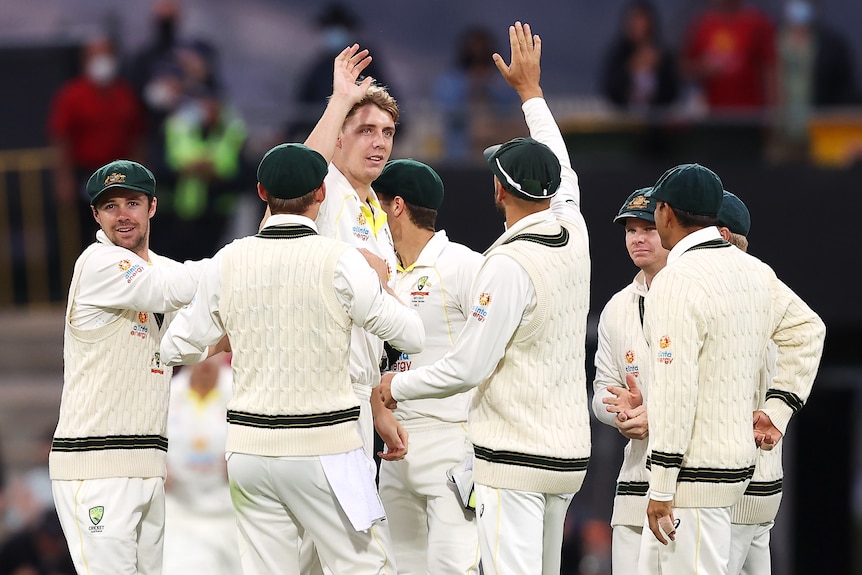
[
  {"x1": 638, "y1": 506, "x2": 732, "y2": 575},
  {"x1": 378, "y1": 421, "x2": 480, "y2": 574},
  {"x1": 52, "y1": 477, "x2": 165, "y2": 575},
  {"x1": 474, "y1": 484, "x2": 574, "y2": 575},
  {"x1": 227, "y1": 452, "x2": 396, "y2": 575},
  {"x1": 728, "y1": 521, "x2": 773, "y2": 575},
  {"x1": 162, "y1": 494, "x2": 241, "y2": 575}
]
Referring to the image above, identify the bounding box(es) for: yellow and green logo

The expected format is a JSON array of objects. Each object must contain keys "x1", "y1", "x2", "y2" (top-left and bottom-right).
[{"x1": 89, "y1": 506, "x2": 104, "y2": 526}]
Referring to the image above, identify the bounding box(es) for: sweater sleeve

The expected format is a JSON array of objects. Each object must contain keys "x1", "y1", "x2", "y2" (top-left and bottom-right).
[
  {"x1": 592, "y1": 299, "x2": 624, "y2": 427},
  {"x1": 762, "y1": 276, "x2": 826, "y2": 434}
]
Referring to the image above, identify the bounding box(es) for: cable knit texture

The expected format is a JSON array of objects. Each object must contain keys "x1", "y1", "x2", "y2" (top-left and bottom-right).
[
  {"x1": 470, "y1": 221, "x2": 591, "y2": 494},
  {"x1": 220, "y1": 234, "x2": 362, "y2": 456},
  {"x1": 645, "y1": 243, "x2": 781, "y2": 508},
  {"x1": 50, "y1": 248, "x2": 172, "y2": 480}
]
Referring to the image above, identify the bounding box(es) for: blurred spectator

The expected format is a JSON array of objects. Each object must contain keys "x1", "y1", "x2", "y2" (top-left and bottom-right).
[
  {"x1": 771, "y1": 0, "x2": 861, "y2": 160},
  {"x1": 128, "y1": 0, "x2": 221, "y2": 181},
  {"x1": 601, "y1": 0, "x2": 679, "y2": 112},
  {"x1": 47, "y1": 34, "x2": 146, "y2": 254},
  {"x1": 162, "y1": 353, "x2": 239, "y2": 575},
  {"x1": 285, "y1": 2, "x2": 396, "y2": 141},
  {"x1": 681, "y1": 0, "x2": 777, "y2": 113},
  {"x1": 433, "y1": 25, "x2": 521, "y2": 161},
  {"x1": 150, "y1": 82, "x2": 248, "y2": 262},
  {"x1": 0, "y1": 509, "x2": 75, "y2": 575},
  {"x1": 2, "y1": 428, "x2": 53, "y2": 537}
]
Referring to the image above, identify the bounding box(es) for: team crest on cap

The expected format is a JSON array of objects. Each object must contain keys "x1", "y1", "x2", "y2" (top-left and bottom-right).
[
  {"x1": 627, "y1": 195, "x2": 650, "y2": 210},
  {"x1": 118, "y1": 259, "x2": 132, "y2": 271},
  {"x1": 104, "y1": 172, "x2": 126, "y2": 186}
]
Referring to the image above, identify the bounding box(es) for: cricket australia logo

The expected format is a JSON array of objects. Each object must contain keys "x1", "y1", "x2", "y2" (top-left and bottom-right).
[{"x1": 88, "y1": 506, "x2": 104, "y2": 533}]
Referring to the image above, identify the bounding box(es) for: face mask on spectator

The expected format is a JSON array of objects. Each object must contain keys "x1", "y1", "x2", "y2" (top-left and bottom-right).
[
  {"x1": 86, "y1": 55, "x2": 117, "y2": 85},
  {"x1": 785, "y1": 0, "x2": 813, "y2": 25},
  {"x1": 323, "y1": 26, "x2": 351, "y2": 52}
]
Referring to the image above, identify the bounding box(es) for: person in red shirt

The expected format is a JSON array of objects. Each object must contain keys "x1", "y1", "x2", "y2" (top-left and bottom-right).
[
  {"x1": 48, "y1": 35, "x2": 146, "y2": 253},
  {"x1": 682, "y1": 0, "x2": 777, "y2": 112}
]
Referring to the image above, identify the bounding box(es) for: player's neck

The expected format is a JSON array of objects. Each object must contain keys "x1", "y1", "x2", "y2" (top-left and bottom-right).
[{"x1": 396, "y1": 228, "x2": 434, "y2": 269}]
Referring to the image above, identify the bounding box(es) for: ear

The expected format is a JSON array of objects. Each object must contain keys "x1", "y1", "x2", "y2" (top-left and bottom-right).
[
  {"x1": 148, "y1": 196, "x2": 158, "y2": 219},
  {"x1": 257, "y1": 182, "x2": 268, "y2": 202},
  {"x1": 718, "y1": 226, "x2": 732, "y2": 241},
  {"x1": 494, "y1": 179, "x2": 508, "y2": 203},
  {"x1": 316, "y1": 182, "x2": 327, "y2": 204},
  {"x1": 393, "y1": 196, "x2": 406, "y2": 218}
]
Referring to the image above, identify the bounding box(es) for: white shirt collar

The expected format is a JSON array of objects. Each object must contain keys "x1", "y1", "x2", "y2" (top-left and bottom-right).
[{"x1": 667, "y1": 226, "x2": 721, "y2": 266}]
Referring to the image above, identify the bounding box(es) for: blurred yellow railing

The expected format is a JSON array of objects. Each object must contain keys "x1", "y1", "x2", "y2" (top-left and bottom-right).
[{"x1": 0, "y1": 148, "x2": 76, "y2": 307}]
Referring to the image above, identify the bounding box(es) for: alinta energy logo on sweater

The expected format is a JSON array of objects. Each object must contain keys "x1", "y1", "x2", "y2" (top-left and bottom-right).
[
  {"x1": 624, "y1": 349, "x2": 639, "y2": 374},
  {"x1": 471, "y1": 292, "x2": 492, "y2": 322},
  {"x1": 657, "y1": 335, "x2": 673, "y2": 364},
  {"x1": 118, "y1": 259, "x2": 145, "y2": 284}
]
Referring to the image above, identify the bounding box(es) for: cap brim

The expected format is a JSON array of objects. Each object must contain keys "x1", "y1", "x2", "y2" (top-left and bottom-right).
[
  {"x1": 613, "y1": 212, "x2": 655, "y2": 224},
  {"x1": 90, "y1": 183, "x2": 154, "y2": 205},
  {"x1": 483, "y1": 144, "x2": 503, "y2": 162}
]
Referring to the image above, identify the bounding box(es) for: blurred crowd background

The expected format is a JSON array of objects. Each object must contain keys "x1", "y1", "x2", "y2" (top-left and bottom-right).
[{"x1": 0, "y1": 0, "x2": 860, "y2": 573}]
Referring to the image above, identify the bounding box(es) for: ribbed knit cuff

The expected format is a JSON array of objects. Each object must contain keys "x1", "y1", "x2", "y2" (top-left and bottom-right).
[
  {"x1": 762, "y1": 397, "x2": 795, "y2": 436},
  {"x1": 611, "y1": 494, "x2": 649, "y2": 527},
  {"x1": 49, "y1": 449, "x2": 167, "y2": 480}
]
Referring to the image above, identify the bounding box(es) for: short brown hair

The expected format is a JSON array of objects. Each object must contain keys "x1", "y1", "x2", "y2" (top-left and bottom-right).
[
  {"x1": 377, "y1": 193, "x2": 437, "y2": 232},
  {"x1": 344, "y1": 83, "x2": 399, "y2": 126},
  {"x1": 268, "y1": 189, "x2": 317, "y2": 214}
]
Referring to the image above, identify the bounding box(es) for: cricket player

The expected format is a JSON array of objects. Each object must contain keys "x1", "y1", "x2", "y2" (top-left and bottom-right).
[
  {"x1": 373, "y1": 159, "x2": 483, "y2": 574},
  {"x1": 49, "y1": 159, "x2": 214, "y2": 574},
  {"x1": 160, "y1": 142, "x2": 425, "y2": 573},
  {"x1": 638, "y1": 165, "x2": 825, "y2": 574},
  {"x1": 379, "y1": 22, "x2": 592, "y2": 575},
  {"x1": 591, "y1": 187, "x2": 668, "y2": 574}
]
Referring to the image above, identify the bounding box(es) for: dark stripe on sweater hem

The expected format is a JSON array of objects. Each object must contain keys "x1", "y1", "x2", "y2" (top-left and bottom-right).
[
  {"x1": 473, "y1": 445, "x2": 588, "y2": 472},
  {"x1": 765, "y1": 389, "x2": 803, "y2": 413},
  {"x1": 227, "y1": 406, "x2": 360, "y2": 429},
  {"x1": 52, "y1": 435, "x2": 168, "y2": 452},
  {"x1": 616, "y1": 481, "x2": 649, "y2": 496},
  {"x1": 256, "y1": 224, "x2": 317, "y2": 239},
  {"x1": 743, "y1": 479, "x2": 783, "y2": 496},
  {"x1": 646, "y1": 455, "x2": 755, "y2": 483},
  {"x1": 502, "y1": 227, "x2": 569, "y2": 248}
]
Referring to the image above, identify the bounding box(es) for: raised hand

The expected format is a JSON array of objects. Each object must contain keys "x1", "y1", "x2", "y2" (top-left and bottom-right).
[
  {"x1": 492, "y1": 21, "x2": 543, "y2": 101},
  {"x1": 332, "y1": 44, "x2": 374, "y2": 106}
]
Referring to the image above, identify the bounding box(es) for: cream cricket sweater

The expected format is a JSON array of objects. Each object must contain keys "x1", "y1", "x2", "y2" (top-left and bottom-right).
[
  {"x1": 220, "y1": 231, "x2": 362, "y2": 457},
  {"x1": 51, "y1": 248, "x2": 173, "y2": 480},
  {"x1": 592, "y1": 272, "x2": 652, "y2": 527},
  {"x1": 470, "y1": 220, "x2": 591, "y2": 495},
  {"x1": 644, "y1": 233, "x2": 824, "y2": 508}
]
